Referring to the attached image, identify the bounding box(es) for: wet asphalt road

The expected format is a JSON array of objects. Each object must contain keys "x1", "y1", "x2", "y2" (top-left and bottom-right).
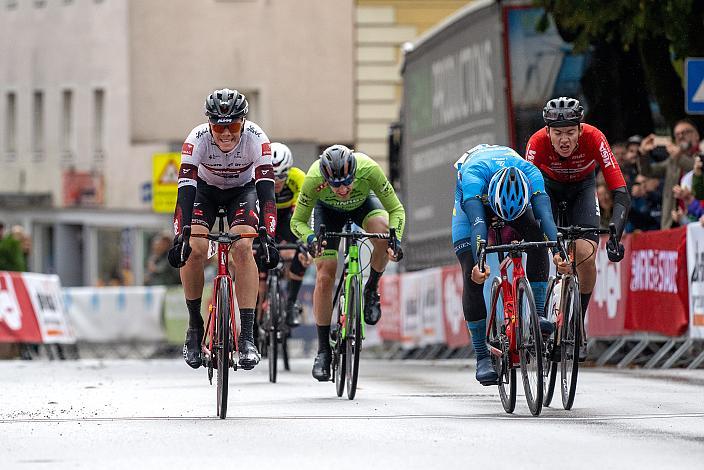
[{"x1": 1, "y1": 358, "x2": 702, "y2": 469}]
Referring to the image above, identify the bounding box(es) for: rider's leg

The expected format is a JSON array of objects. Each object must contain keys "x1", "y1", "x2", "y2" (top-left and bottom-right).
[
  {"x1": 452, "y1": 199, "x2": 497, "y2": 385},
  {"x1": 513, "y1": 209, "x2": 553, "y2": 335},
  {"x1": 285, "y1": 253, "x2": 306, "y2": 326},
  {"x1": 181, "y1": 224, "x2": 210, "y2": 368},
  {"x1": 361, "y1": 213, "x2": 390, "y2": 325},
  {"x1": 312, "y1": 257, "x2": 337, "y2": 380}
]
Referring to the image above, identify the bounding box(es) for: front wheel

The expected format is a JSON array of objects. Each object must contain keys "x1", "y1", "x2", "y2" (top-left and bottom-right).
[
  {"x1": 345, "y1": 278, "x2": 363, "y2": 400},
  {"x1": 266, "y1": 278, "x2": 280, "y2": 384},
  {"x1": 560, "y1": 276, "x2": 581, "y2": 410},
  {"x1": 517, "y1": 277, "x2": 543, "y2": 416},
  {"x1": 216, "y1": 277, "x2": 232, "y2": 419},
  {"x1": 489, "y1": 277, "x2": 516, "y2": 414},
  {"x1": 543, "y1": 276, "x2": 559, "y2": 407}
]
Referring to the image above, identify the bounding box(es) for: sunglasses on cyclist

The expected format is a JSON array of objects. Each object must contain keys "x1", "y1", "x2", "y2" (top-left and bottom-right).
[
  {"x1": 275, "y1": 172, "x2": 288, "y2": 181},
  {"x1": 327, "y1": 175, "x2": 354, "y2": 188},
  {"x1": 544, "y1": 108, "x2": 581, "y2": 122},
  {"x1": 210, "y1": 120, "x2": 244, "y2": 134}
]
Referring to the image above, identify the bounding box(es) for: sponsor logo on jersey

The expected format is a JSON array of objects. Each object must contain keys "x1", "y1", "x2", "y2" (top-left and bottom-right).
[
  {"x1": 526, "y1": 146, "x2": 536, "y2": 162},
  {"x1": 599, "y1": 140, "x2": 613, "y2": 168},
  {"x1": 182, "y1": 143, "x2": 194, "y2": 156},
  {"x1": 472, "y1": 217, "x2": 484, "y2": 227},
  {"x1": 315, "y1": 182, "x2": 328, "y2": 192},
  {"x1": 262, "y1": 143, "x2": 272, "y2": 156},
  {"x1": 247, "y1": 125, "x2": 262, "y2": 137},
  {"x1": 193, "y1": 209, "x2": 203, "y2": 217},
  {"x1": 196, "y1": 128, "x2": 208, "y2": 139}
]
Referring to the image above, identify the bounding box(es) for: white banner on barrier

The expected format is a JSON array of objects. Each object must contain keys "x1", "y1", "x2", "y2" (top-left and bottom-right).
[
  {"x1": 23, "y1": 273, "x2": 75, "y2": 344},
  {"x1": 400, "y1": 268, "x2": 444, "y2": 347},
  {"x1": 686, "y1": 223, "x2": 704, "y2": 338},
  {"x1": 63, "y1": 286, "x2": 167, "y2": 342}
]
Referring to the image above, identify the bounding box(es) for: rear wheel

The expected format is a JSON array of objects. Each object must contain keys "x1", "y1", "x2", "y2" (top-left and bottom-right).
[
  {"x1": 346, "y1": 279, "x2": 363, "y2": 400},
  {"x1": 216, "y1": 278, "x2": 231, "y2": 419},
  {"x1": 489, "y1": 277, "x2": 516, "y2": 414},
  {"x1": 560, "y1": 276, "x2": 581, "y2": 410},
  {"x1": 266, "y1": 277, "x2": 279, "y2": 383},
  {"x1": 517, "y1": 278, "x2": 543, "y2": 416}
]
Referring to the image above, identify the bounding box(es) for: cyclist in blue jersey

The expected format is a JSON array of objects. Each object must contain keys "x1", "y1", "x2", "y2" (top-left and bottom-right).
[{"x1": 452, "y1": 144, "x2": 565, "y2": 385}]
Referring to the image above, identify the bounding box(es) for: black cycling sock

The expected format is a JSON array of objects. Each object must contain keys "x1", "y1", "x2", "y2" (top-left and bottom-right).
[
  {"x1": 240, "y1": 308, "x2": 255, "y2": 340},
  {"x1": 580, "y1": 292, "x2": 591, "y2": 322},
  {"x1": 365, "y1": 268, "x2": 383, "y2": 292},
  {"x1": 287, "y1": 279, "x2": 302, "y2": 305},
  {"x1": 186, "y1": 298, "x2": 203, "y2": 329},
  {"x1": 317, "y1": 324, "x2": 331, "y2": 354}
]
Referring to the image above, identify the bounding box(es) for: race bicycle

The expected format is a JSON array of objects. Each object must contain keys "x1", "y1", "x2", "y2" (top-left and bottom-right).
[
  {"x1": 317, "y1": 222, "x2": 400, "y2": 400},
  {"x1": 180, "y1": 208, "x2": 271, "y2": 419},
  {"x1": 543, "y1": 202, "x2": 617, "y2": 410},
  {"x1": 478, "y1": 220, "x2": 563, "y2": 416},
  {"x1": 260, "y1": 241, "x2": 304, "y2": 383}
]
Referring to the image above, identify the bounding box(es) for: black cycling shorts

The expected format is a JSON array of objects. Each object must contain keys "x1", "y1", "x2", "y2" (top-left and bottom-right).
[
  {"x1": 545, "y1": 174, "x2": 599, "y2": 242},
  {"x1": 312, "y1": 194, "x2": 386, "y2": 254},
  {"x1": 192, "y1": 180, "x2": 259, "y2": 230}
]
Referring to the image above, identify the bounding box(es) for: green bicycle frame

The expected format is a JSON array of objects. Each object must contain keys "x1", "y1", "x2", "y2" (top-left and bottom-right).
[{"x1": 339, "y1": 242, "x2": 365, "y2": 341}]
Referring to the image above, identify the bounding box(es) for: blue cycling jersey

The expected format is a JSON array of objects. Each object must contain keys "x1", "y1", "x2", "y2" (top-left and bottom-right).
[
  {"x1": 454, "y1": 145, "x2": 546, "y2": 205},
  {"x1": 451, "y1": 145, "x2": 558, "y2": 260}
]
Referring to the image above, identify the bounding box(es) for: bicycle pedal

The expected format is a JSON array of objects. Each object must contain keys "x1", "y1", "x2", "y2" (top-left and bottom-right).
[{"x1": 479, "y1": 379, "x2": 498, "y2": 386}]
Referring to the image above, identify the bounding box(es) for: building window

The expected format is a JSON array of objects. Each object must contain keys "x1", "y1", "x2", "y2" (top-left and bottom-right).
[
  {"x1": 5, "y1": 92, "x2": 17, "y2": 161},
  {"x1": 61, "y1": 90, "x2": 74, "y2": 161},
  {"x1": 33, "y1": 91, "x2": 45, "y2": 161},
  {"x1": 94, "y1": 88, "x2": 105, "y2": 161}
]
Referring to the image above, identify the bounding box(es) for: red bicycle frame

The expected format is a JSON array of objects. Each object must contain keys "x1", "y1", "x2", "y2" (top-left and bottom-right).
[{"x1": 488, "y1": 252, "x2": 527, "y2": 367}]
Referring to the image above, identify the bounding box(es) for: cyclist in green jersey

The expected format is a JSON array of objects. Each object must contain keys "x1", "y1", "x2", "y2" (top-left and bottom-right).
[{"x1": 291, "y1": 145, "x2": 405, "y2": 381}]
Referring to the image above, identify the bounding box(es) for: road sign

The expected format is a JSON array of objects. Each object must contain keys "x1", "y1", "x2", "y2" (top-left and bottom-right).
[
  {"x1": 686, "y1": 58, "x2": 704, "y2": 114},
  {"x1": 152, "y1": 153, "x2": 181, "y2": 213}
]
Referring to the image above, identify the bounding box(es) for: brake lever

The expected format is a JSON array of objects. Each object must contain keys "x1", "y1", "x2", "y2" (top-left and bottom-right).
[
  {"x1": 258, "y1": 226, "x2": 270, "y2": 265},
  {"x1": 180, "y1": 225, "x2": 192, "y2": 264},
  {"x1": 478, "y1": 239, "x2": 487, "y2": 273}
]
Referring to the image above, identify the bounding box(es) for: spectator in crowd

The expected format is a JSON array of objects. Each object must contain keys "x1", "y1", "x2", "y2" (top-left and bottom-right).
[
  {"x1": 145, "y1": 231, "x2": 181, "y2": 286},
  {"x1": 638, "y1": 119, "x2": 697, "y2": 229},
  {"x1": 0, "y1": 225, "x2": 30, "y2": 272},
  {"x1": 620, "y1": 135, "x2": 642, "y2": 189},
  {"x1": 627, "y1": 174, "x2": 663, "y2": 232},
  {"x1": 671, "y1": 182, "x2": 704, "y2": 226},
  {"x1": 0, "y1": 221, "x2": 5, "y2": 239},
  {"x1": 597, "y1": 182, "x2": 613, "y2": 229}
]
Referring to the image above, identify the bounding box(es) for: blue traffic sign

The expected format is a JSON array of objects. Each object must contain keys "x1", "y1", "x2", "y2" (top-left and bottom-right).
[{"x1": 686, "y1": 58, "x2": 704, "y2": 114}]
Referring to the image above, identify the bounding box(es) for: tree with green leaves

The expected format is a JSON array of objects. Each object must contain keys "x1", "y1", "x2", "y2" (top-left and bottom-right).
[{"x1": 535, "y1": 0, "x2": 704, "y2": 135}]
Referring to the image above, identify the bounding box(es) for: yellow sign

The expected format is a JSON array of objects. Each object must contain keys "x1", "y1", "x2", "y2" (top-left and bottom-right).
[{"x1": 152, "y1": 152, "x2": 181, "y2": 213}]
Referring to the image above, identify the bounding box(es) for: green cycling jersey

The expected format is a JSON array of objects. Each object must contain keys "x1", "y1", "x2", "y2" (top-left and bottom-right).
[{"x1": 291, "y1": 152, "x2": 406, "y2": 242}]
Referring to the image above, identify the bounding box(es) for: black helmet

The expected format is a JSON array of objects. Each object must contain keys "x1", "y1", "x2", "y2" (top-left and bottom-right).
[
  {"x1": 204, "y1": 88, "x2": 248, "y2": 124},
  {"x1": 319, "y1": 145, "x2": 356, "y2": 187},
  {"x1": 543, "y1": 97, "x2": 584, "y2": 127}
]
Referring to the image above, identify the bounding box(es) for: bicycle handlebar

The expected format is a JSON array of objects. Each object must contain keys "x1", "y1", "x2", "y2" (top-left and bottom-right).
[
  {"x1": 478, "y1": 239, "x2": 559, "y2": 273},
  {"x1": 316, "y1": 224, "x2": 401, "y2": 258}
]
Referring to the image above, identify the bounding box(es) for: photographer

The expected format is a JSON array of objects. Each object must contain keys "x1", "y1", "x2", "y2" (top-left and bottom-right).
[{"x1": 638, "y1": 119, "x2": 697, "y2": 229}]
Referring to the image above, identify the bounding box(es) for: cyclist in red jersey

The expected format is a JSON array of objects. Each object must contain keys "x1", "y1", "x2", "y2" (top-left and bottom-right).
[{"x1": 525, "y1": 97, "x2": 630, "y2": 361}]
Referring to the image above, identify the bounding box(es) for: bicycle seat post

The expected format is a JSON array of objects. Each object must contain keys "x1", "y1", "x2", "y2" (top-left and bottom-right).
[{"x1": 218, "y1": 207, "x2": 227, "y2": 233}]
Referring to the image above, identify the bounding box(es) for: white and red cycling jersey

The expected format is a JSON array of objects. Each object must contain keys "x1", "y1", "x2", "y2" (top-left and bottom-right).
[
  {"x1": 525, "y1": 123, "x2": 626, "y2": 190},
  {"x1": 178, "y1": 120, "x2": 273, "y2": 190}
]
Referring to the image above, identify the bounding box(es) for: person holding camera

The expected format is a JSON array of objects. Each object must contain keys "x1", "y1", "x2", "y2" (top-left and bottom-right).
[{"x1": 638, "y1": 119, "x2": 698, "y2": 229}]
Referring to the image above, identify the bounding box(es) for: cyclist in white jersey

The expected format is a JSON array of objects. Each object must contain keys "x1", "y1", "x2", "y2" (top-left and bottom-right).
[{"x1": 168, "y1": 88, "x2": 279, "y2": 371}]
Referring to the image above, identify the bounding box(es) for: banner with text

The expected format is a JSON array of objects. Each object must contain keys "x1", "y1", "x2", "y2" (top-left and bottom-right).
[{"x1": 687, "y1": 223, "x2": 704, "y2": 338}]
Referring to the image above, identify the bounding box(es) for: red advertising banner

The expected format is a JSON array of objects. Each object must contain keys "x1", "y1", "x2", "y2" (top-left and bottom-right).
[
  {"x1": 587, "y1": 235, "x2": 631, "y2": 337},
  {"x1": 378, "y1": 274, "x2": 402, "y2": 342},
  {"x1": 0, "y1": 272, "x2": 43, "y2": 343},
  {"x1": 625, "y1": 227, "x2": 688, "y2": 336},
  {"x1": 441, "y1": 265, "x2": 470, "y2": 348}
]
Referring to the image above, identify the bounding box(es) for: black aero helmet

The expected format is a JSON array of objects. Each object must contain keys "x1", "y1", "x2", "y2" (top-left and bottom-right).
[
  {"x1": 204, "y1": 88, "x2": 248, "y2": 124},
  {"x1": 319, "y1": 145, "x2": 356, "y2": 187},
  {"x1": 543, "y1": 97, "x2": 584, "y2": 127}
]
